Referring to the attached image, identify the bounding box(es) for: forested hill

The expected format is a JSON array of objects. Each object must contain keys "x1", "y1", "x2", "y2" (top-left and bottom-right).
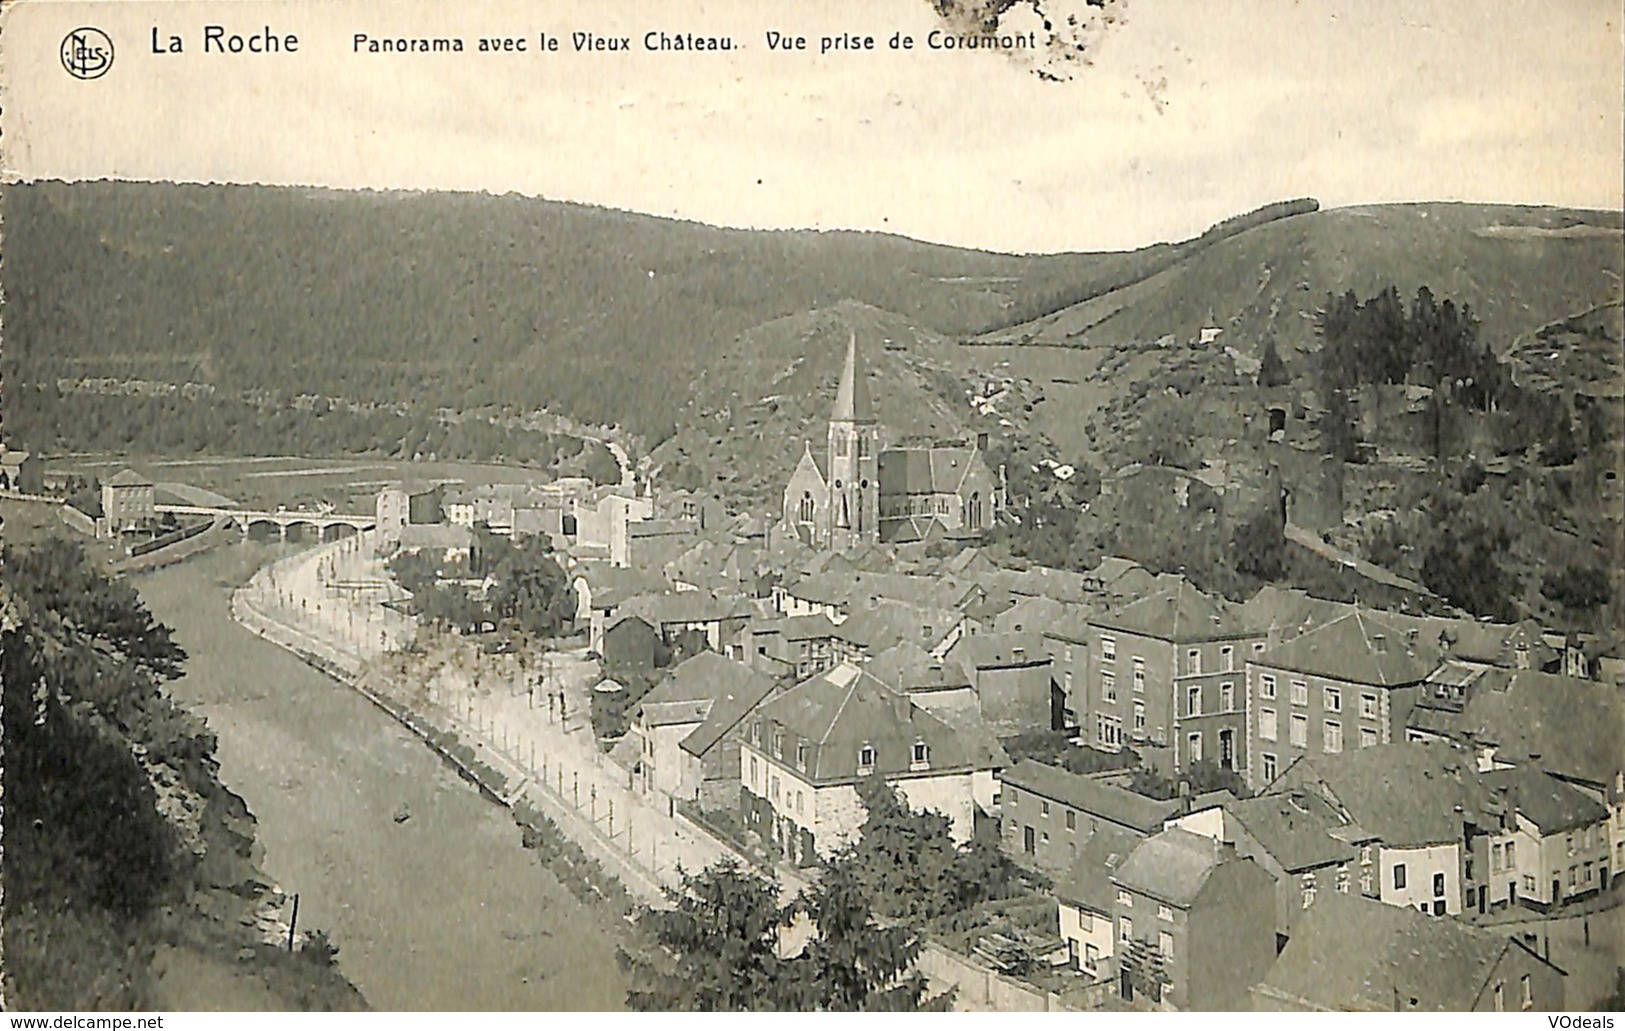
[{"x1": 0, "y1": 182, "x2": 1310, "y2": 444}]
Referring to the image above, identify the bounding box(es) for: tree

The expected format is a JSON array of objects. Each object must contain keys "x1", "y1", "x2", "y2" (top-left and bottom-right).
[
  {"x1": 620, "y1": 860, "x2": 800, "y2": 1011},
  {"x1": 795, "y1": 860, "x2": 951, "y2": 1012},
  {"x1": 838, "y1": 775, "x2": 1012, "y2": 923},
  {"x1": 1232, "y1": 503, "x2": 1286, "y2": 581},
  {"x1": 1543, "y1": 565, "x2": 1612, "y2": 611},
  {"x1": 1256, "y1": 337, "x2": 1290, "y2": 389}
]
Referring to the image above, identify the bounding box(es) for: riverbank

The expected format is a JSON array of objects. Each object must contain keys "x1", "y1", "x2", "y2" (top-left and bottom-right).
[{"x1": 135, "y1": 544, "x2": 631, "y2": 1009}]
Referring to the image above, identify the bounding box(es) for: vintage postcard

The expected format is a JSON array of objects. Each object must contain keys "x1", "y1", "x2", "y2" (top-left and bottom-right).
[{"x1": 1, "y1": 0, "x2": 1621, "y2": 1017}]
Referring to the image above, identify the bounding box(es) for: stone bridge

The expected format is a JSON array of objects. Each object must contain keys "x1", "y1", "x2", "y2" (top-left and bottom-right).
[{"x1": 154, "y1": 503, "x2": 375, "y2": 542}]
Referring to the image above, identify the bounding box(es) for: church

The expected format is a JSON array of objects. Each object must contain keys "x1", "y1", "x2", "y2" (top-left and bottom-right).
[{"x1": 780, "y1": 334, "x2": 1002, "y2": 550}]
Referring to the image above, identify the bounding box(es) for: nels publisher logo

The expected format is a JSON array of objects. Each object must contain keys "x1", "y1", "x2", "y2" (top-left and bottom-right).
[{"x1": 60, "y1": 27, "x2": 114, "y2": 79}]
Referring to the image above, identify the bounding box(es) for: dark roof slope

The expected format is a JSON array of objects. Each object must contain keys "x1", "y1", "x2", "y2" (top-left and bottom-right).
[
  {"x1": 755, "y1": 663, "x2": 981, "y2": 782},
  {"x1": 1058, "y1": 824, "x2": 1142, "y2": 913},
  {"x1": 1455, "y1": 670, "x2": 1625, "y2": 791},
  {"x1": 1092, "y1": 580, "x2": 1253, "y2": 643},
  {"x1": 1282, "y1": 742, "x2": 1500, "y2": 847},
  {"x1": 1256, "y1": 891, "x2": 1558, "y2": 1011},
  {"x1": 1225, "y1": 791, "x2": 1363, "y2": 871},
  {"x1": 1257, "y1": 609, "x2": 1439, "y2": 686},
  {"x1": 1113, "y1": 827, "x2": 1223, "y2": 907},
  {"x1": 1481, "y1": 767, "x2": 1610, "y2": 835},
  {"x1": 1000, "y1": 760, "x2": 1179, "y2": 835}
]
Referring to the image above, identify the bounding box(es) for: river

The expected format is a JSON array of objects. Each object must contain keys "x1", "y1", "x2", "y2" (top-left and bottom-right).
[{"x1": 135, "y1": 543, "x2": 630, "y2": 1011}]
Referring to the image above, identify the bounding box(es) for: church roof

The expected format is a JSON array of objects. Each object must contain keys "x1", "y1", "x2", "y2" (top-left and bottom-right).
[{"x1": 831, "y1": 332, "x2": 875, "y2": 424}]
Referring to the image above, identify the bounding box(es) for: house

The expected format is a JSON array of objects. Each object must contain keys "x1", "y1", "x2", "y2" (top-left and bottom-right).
[
  {"x1": 739, "y1": 662, "x2": 990, "y2": 864},
  {"x1": 572, "y1": 487, "x2": 654, "y2": 567},
  {"x1": 1266, "y1": 742, "x2": 1506, "y2": 918},
  {"x1": 1251, "y1": 891, "x2": 1567, "y2": 1011},
  {"x1": 626, "y1": 519, "x2": 703, "y2": 571},
  {"x1": 1480, "y1": 766, "x2": 1612, "y2": 910},
  {"x1": 654, "y1": 488, "x2": 726, "y2": 531},
  {"x1": 944, "y1": 631, "x2": 1056, "y2": 733},
  {"x1": 1086, "y1": 582, "x2": 1262, "y2": 776},
  {"x1": 0, "y1": 446, "x2": 43, "y2": 494},
  {"x1": 618, "y1": 590, "x2": 752, "y2": 654},
  {"x1": 1110, "y1": 828, "x2": 1278, "y2": 1010},
  {"x1": 1168, "y1": 789, "x2": 1379, "y2": 945},
  {"x1": 1246, "y1": 610, "x2": 1439, "y2": 792},
  {"x1": 630, "y1": 652, "x2": 779, "y2": 804},
  {"x1": 601, "y1": 614, "x2": 662, "y2": 673},
  {"x1": 571, "y1": 564, "x2": 668, "y2": 653},
  {"x1": 997, "y1": 760, "x2": 1232, "y2": 878},
  {"x1": 1056, "y1": 823, "x2": 1141, "y2": 982},
  {"x1": 736, "y1": 613, "x2": 868, "y2": 679},
  {"x1": 1040, "y1": 605, "x2": 1097, "y2": 734},
  {"x1": 391, "y1": 522, "x2": 474, "y2": 564},
  {"x1": 1405, "y1": 668, "x2": 1625, "y2": 889},
  {"x1": 101, "y1": 469, "x2": 156, "y2": 533}
]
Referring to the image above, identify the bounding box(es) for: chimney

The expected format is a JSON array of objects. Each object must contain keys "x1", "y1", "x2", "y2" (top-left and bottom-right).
[
  {"x1": 976, "y1": 431, "x2": 990, "y2": 450},
  {"x1": 1373, "y1": 634, "x2": 1388, "y2": 654},
  {"x1": 892, "y1": 690, "x2": 912, "y2": 722}
]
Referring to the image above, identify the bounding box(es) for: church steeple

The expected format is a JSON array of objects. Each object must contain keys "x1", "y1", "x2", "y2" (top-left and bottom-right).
[{"x1": 831, "y1": 330, "x2": 874, "y2": 425}]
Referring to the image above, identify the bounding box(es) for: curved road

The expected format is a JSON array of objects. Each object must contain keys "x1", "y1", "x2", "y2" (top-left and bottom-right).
[{"x1": 136, "y1": 545, "x2": 629, "y2": 1010}]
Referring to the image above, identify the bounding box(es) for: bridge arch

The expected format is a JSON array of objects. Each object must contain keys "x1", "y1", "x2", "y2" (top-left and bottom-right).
[{"x1": 244, "y1": 518, "x2": 282, "y2": 542}]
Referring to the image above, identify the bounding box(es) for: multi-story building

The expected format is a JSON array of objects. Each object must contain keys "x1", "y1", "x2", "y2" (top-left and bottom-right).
[
  {"x1": 997, "y1": 760, "x2": 1233, "y2": 879},
  {"x1": 1252, "y1": 891, "x2": 1567, "y2": 1011},
  {"x1": 1085, "y1": 583, "x2": 1262, "y2": 776},
  {"x1": 1246, "y1": 610, "x2": 1438, "y2": 792},
  {"x1": 1268, "y1": 742, "x2": 1506, "y2": 918},
  {"x1": 1110, "y1": 828, "x2": 1277, "y2": 1010},
  {"x1": 738, "y1": 662, "x2": 990, "y2": 864},
  {"x1": 1168, "y1": 790, "x2": 1380, "y2": 946},
  {"x1": 101, "y1": 468, "x2": 156, "y2": 534},
  {"x1": 1481, "y1": 766, "x2": 1612, "y2": 910}
]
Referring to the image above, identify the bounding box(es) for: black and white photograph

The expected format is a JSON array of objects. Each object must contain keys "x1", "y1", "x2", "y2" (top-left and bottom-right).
[{"x1": 1, "y1": 0, "x2": 1621, "y2": 1016}]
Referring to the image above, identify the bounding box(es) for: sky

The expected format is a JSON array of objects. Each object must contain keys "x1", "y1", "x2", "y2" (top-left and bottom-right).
[{"x1": 3, "y1": 0, "x2": 1622, "y2": 253}]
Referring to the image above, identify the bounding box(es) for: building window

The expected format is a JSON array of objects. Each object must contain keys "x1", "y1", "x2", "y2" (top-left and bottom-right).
[
  {"x1": 1158, "y1": 930, "x2": 1174, "y2": 959},
  {"x1": 1494, "y1": 982, "x2": 1505, "y2": 1012},
  {"x1": 912, "y1": 741, "x2": 929, "y2": 765},
  {"x1": 1187, "y1": 686, "x2": 1202, "y2": 717},
  {"x1": 750, "y1": 756, "x2": 758, "y2": 782},
  {"x1": 1188, "y1": 733, "x2": 1202, "y2": 763},
  {"x1": 796, "y1": 742, "x2": 808, "y2": 770},
  {"x1": 1220, "y1": 682, "x2": 1234, "y2": 712},
  {"x1": 1324, "y1": 720, "x2": 1343, "y2": 754},
  {"x1": 1253, "y1": 641, "x2": 1266, "y2": 654},
  {"x1": 773, "y1": 730, "x2": 784, "y2": 759},
  {"x1": 1157, "y1": 904, "x2": 1173, "y2": 921},
  {"x1": 1336, "y1": 869, "x2": 1351, "y2": 894},
  {"x1": 1084, "y1": 944, "x2": 1099, "y2": 972},
  {"x1": 1520, "y1": 975, "x2": 1532, "y2": 1010},
  {"x1": 1065, "y1": 644, "x2": 1074, "y2": 663},
  {"x1": 858, "y1": 744, "x2": 875, "y2": 772},
  {"x1": 1117, "y1": 889, "x2": 1132, "y2": 907},
  {"x1": 1393, "y1": 864, "x2": 1407, "y2": 890},
  {"x1": 1360, "y1": 845, "x2": 1373, "y2": 865},
  {"x1": 1132, "y1": 658, "x2": 1146, "y2": 693},
  {"x1": 771, "y1": 775, "x2": 781, "y2": 801},
  {"x1": 1260, "y1": 707, "x2": 1278, "y2": 741},
  {"x1": 1361, "y1": 693, "x2": 1379, "y2": 719},
  {"x1": 1101, "y1": 672, "x2": 1117, "y2": 702},
  {"x1": 796, "y1": 791, "x2": 804, "y2": 814},
  {"x1": 1291, "y1": 679, "x2": 1309, "y2": 706},
  {"x1": 1186, "y1": 649, "x2": 1201, "y2": 675},
  {"x1": 1120, "y1": 916, "x2": 1133, "y2": 941},
  {"x1": 1260, "y1": 674, "x2": 1277, "y2": 700},
  {"x1": 1041, "y1": 800, "x2": 1051, "y2": 818},
  {"x1": 1261, "y1": 753, "x2": 1277, "y2": 783},
  {"x1": 1359, "y1": 727, "x2": 1379, "y2": 749},
  {"x1": 1324, "y1": 686, "x2": 1341, "y2": 713},
  {"x1": 1098, "y1": 714, "x2": 1122, "y2": 748},
  {"x1": 1290, "y1": 713, "x2": 1308, "y2": 748},
  {"x1": 1221, "y1": 645, "x2": 1234, "y2": 671},
  {"x1": 1133, "y1": 701, "x2": 1146, "y2": 733},
  {"x1": 1064, "y1": 670, "x2": 1074, "y2": 693},
  {"x1": 1432, "y1": 872, "x2": 1445, "y2": 897},
  {"x1": 1506, "y1": 842, "x2": 1516, "y2": 868},
  {"x1": 1101, "y1": 635, "x2": 1116, "y2": 662},
  {"x1": 1066, "y1": 810, "x2": 1077, "y2": 831}
]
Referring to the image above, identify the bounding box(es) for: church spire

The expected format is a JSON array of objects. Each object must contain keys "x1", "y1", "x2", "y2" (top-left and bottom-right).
[{"x1": 831, "y1": 330, "x2": 874, "y2": 424}]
